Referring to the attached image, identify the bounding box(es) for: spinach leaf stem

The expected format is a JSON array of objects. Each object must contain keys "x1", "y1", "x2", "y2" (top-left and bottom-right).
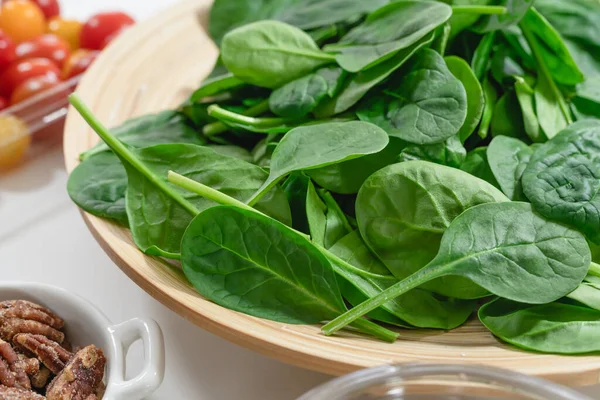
[
  {"x1": 207, "y1": 104, "x2": 289, "y2": 128},
  {"x1": 452, "y1": 6, "x2": 507, "y2": 15},
  {"x1": 203, "y1": 99, "x2": 271, "y2": 136},
  {"x1": 589, "y1": 262, "x2": 600, "y2": 278},
  {"x1": 69, "y1": 94, "x2": 200, "y2": 217}
]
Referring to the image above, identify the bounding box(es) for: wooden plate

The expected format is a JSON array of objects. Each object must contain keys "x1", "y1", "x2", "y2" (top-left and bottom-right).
[{"x1": 63, "y1": 0, "x2": 600, "y2": 386}]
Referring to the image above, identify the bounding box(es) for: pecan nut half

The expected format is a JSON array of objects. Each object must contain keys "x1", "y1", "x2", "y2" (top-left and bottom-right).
[
  {"x1": 46, "y1": 345, "x2": 105, "y2": 400},
  {"x1": 13, "y1": 334, "x2": 71, "y2": 375},
  {"x1": 0, "y1": 384, "x2": 44, "y2": 400},
  {"x1": 0, "y1": 340, "x2": 33, "y2": 390},
  {"x1": 0, "y1": 301, "x2": 64, "y2": 344},
  {"x1": 30, "y1": 366, "x2": 52, "y2": 390}
]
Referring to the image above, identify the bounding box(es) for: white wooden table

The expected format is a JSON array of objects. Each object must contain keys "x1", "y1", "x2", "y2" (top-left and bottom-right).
[{"x1": 0, "y1": 1, "x2": 597, "y2": 399}]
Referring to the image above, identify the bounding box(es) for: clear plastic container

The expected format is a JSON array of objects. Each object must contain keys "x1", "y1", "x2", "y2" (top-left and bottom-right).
[
  {"x1": 0, "y1": 75, "x2": 80, "y2": 169},
  {"x1": 298, "y1": 364, "x2": 592, "y2": 400}
]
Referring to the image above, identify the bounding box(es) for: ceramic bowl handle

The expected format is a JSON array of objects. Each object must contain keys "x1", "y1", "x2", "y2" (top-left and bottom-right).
[{"x1": 108, "y1": 318, "x2": 165, "y2": 400}]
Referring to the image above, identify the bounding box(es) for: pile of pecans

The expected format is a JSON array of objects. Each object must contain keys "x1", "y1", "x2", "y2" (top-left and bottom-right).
[{"x1": 0, "y1": 300, "x2": 106, "y2": 399}]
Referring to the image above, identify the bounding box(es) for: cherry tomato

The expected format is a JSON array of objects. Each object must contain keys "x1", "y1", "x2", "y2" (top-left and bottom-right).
[
  {"x1": 0, "y1": 97, "x2": 7, "y2": 111},
  {"x1": 0, "y1": 29, "x2": 16, "y2": 70},
  {"x1": 0, "y1": 58, "x2": 60, "y2": 98},
  {"x1": 62, "y1": 49, "x2": 99, "y2": 80},
  {"x1": 0, "y1": 115, "x2": 30, "y2": 170},
  {"x1": 80, "y1": 12, "x2": 134, "y2": 50},
  {"x1": 0, "y1": 0, "x2": 46, "y2": 43},
  {"x1": 47, "y1": 17, "x2": 82, "y2": 51},
  {"x1": 15, "y1": 34, "x2": 70, "y2": 68},
  {"x1": 9, "y1": 75, "x2": 60, "y2": 105},
  {"x1": 30, "y1": 0, "x2": 60, "y2": 19}
]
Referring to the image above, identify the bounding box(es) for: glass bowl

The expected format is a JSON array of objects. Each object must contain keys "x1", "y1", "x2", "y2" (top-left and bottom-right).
[{"x1": 298, "y1": 364, "x2": 592, "y2": 400}]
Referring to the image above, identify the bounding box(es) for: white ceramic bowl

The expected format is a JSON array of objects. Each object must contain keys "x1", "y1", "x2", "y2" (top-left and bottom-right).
[{"x1": 0, "y1": 282, "x2": 165, "y2": 400}]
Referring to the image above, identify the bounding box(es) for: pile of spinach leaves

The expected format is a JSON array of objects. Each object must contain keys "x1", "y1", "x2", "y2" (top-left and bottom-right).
[{"x1": 67, "y1": 0, "x2": 600, "y2": 354}]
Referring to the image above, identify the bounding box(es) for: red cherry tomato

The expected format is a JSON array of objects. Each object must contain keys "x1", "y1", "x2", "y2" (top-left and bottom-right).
[
  {"x1": 61, "y1": 49, "x2": 99, "y2": 79},
  {"x1": 15, "y1": 34, "x2": 70, "y2": 68},
  {"x1": 0, "y1": 97, "x2": 7, "y2": 111},
  {"x1": 9, "y1": 75, "x2": 60, "y2": 105},
  {"x1": 80, "y1": 12, "x2": 134, "y2": 50},
  {"x1": 0, "y1": 0, "x2": 46, "y2": 43},
  {"x1": 30, "y1": 0, "x2": 60, "y2": 19},
  {"x1": 0, "y1": 29, "x2": 16, "y2": 70},
  {"x1": 0, "y1": 58, "x2": 60, "y2": 98}
]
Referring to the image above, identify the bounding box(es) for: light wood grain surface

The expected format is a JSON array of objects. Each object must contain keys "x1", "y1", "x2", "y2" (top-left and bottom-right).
[{"x1": 62, "y1": 0, "x2": 600, "y2": 386}]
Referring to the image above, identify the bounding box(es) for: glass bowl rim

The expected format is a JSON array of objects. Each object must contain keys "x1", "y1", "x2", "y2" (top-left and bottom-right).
[{"x1": 297, "y1": 363, "x2": 592, "y2": 400}]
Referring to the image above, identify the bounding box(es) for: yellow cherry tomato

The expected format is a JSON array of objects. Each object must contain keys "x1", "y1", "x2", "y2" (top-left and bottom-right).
[
  {"x1": 0, "y1": 0, "x2": 46, "y2": 43},
  {"x1": 47, "y1": 17, "x2": 82, "y2": 51},
  {"x1": 0, "y1": 116, "x2": 30, "y2": 170}
]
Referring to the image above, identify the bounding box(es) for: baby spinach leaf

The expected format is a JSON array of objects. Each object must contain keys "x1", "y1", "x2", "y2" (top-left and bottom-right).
[
  {"x1": 471, "y1": 31, "x2": 496, "y2": 81},
  {"x1": 535, "y1": 0, "x2": 600, "y2": 51},
  {"x1": 460, "y1": 147, "x2": 500, "y2": 189},
  {"x1": 533, "y1": 72, "x2": 568, "y2": 140},
  {"x1": 306, "y1": 180, "x2": 328, "y2": 246},
  {"x1": 357, "y1": 49, "x2": 467, "y2": 145},
  {"x1": 519, "y1": 14, "x2": 573, "y2": 128},
  {"x1": 479, "y1": 298, "x2": 600, "y2": 354},
  {"x1": 487, "y1": 136, "x2": 532, "y2": 201},
  {"x1": 398, "y1": 135, "x2": 466, "y2": 168},
  {"x1": 209, "y1": 0, "x2": 299, "y2": 45},
  {"x1": 330, "y1": 231, "x2": 476, "y2": 329},
  {"x1": 307, "y1": 138, "x2": 406, "y2": 194},
  {"x1": 269, "y1": 74, "x2": 329, "y2": 119},
  {"x1": 326, "y1": 1, "x2": 452, "y2": 72},
  {"x1": 445, "y1": 56, "x2": 484, "y2": 143},
  {"x1": 323, "y1": 202, "x2": 591, "y2": 335},
  {"x1": 70, "y1": 96, "x2": 291, "y2": 258},
  {"x1": 318, "y1": 190, "x2": 353, "y2": 249},
  {"x1": 572, "y1": 77, "x2": 600, "y2": 120},
  {"x1": 80, "y1": 111, "x2": 204, "y2": 160},
  {"x1": 279, "y1": 0, "x2": 390, "y2": 31},
  {"x1": 535, "y1": 0, "x2": 600, "y2": 78},
  {"x1": 472, "y1": 0, "x2": 534, "y2": 33},
  {"x1": 522, "y1": 120, "x2": 600, "y2": 244},
  {"x1": 514, "y1": 76, "x2": 542, "y2": 142},
  {"x1": 490, "y1": 91, "x2": 527, "y2": 139},
  {"x1": 356, "y1": 161, "x2": 508, "y2": 298},
  {"x1": 221, "y1": 20, "x2": 335, "y2": 89},
  {"x1": 314, "y1": 32, "x2": 434, "y2": 118},
  {"x1": 269, "y1": 66, "x2": 345, "y2": 118},
  {"x1": 67, "y1": 152, "x2": 128, "y2": 226},
  {"x1": 181, "y1": 205, "x2": 345, "y2": 323},
  {"x1": 181, "y1": 205, "x2": 397, "y2": 341},
  {"x1": 246, "y1": 121, "x2": 389, "y2": 205},
  {"x1": 190, "y1": 73, "x2": 246, "y2": 102},
  {"x1": 520, "y1": 8, "x2": 584, "y2": 86}
]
